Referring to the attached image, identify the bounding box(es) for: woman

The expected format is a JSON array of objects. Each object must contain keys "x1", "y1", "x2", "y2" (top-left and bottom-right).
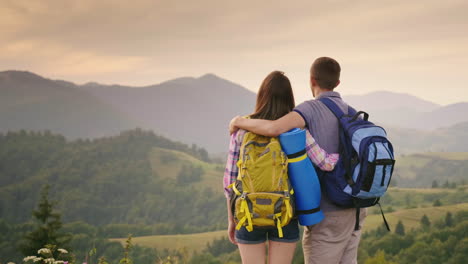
[{"x1": 223, "y1": 71, "x2": 338, "y2": 264}]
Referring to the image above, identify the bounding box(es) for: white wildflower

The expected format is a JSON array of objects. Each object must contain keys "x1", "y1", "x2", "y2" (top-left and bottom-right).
[
  {"x1": 57, "y1": 248, "x2": 68, "y2": 254},
  {"x1": 23, "y1": 256, "x2": 36, "y2": 262},
  {"x1": 54, "y1": 261, "x2": 65, "y2": 264},
  {"x1": 44, "y1": 258, "x2": 55, "y2": 264},
  {"x1": 33, "y1": 257, "x2": 43, "y2": 263},
  {"x1": 38, "y1": 248, "x2": 52, "y2": 255},
  {"x1": 7, "y1": 262, "x2": 15, "y2": 264}
]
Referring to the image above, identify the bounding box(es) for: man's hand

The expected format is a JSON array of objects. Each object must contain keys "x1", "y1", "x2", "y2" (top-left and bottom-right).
[
  {"x1": 228, "y1": 220, "x2": 237, "y2": 245},
  {"x1": 229, "y1": 116, "x2": 242, "y2": 135},
  {"x1": 228, "y1": 111, "x2": 305, "y2": 137}
]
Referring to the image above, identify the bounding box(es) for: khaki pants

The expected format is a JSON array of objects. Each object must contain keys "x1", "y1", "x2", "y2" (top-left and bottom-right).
[{"x1": 302, "y1": 208, "x2": 367, "y2": 264}]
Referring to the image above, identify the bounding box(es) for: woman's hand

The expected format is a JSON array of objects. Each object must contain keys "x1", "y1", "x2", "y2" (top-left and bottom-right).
[
  {"x1": 226, "y1": 200, "x2": 237, "y2": 245},
  {"x1": 228, "y1": 220, "x2": 237, "y2": 245},
  {"x1": 229, "y1": 116, "x2": 242, "y2": 135}
]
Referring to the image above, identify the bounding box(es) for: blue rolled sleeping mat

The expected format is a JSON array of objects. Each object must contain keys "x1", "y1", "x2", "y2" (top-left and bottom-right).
[{"x1": 279, "y1": 128, "x2": 324, "y2": 226}]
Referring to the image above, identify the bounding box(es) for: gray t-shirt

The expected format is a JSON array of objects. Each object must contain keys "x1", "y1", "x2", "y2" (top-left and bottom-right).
[{"x1": 294, "y1": 91, "x2": 349, "y2": 212}]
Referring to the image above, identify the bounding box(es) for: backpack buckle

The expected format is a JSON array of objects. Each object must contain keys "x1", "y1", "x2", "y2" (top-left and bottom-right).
[
  {"x1": 284, "y1": 191, "x2": 290, "y2": 199},
  {"x1": 240, "y1": 192, "x2": 247, "y2": 199}
]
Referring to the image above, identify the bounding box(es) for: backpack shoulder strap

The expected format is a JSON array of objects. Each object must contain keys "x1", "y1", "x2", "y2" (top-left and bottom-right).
[
  {"x1": 319, "y1": 97, "x2": 356, "y2": 119},
  {"x1": 319, "y1": 98, "x2": 345, "y2": 118}
]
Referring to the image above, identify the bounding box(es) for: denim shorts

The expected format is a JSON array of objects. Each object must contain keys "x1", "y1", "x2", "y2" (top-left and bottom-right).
[{"x1": 235, "y1": 219, "x2": 299, "y2": 244}]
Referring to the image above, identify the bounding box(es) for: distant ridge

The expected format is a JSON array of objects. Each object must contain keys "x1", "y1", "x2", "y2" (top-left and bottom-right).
[
  {"x1": 0, "y1": 70, "x2": 256, "y2": 152},
  {"x1": 1, "y1": 70, "x2": 468, "y2": 153},
  {"x1": 0, "y1": 70, "x2": 140, "y2": 139},
  {"x1": 344, "y1": 91, "x2": 468, "y2": 130},
  {"x1": 77, "y1": 72, "x2": 256, "y2": 152},
  {"x1": 344, "y1": 91, "x2": 440, "y2": 112},
  {"x1": 385, "y1": 121, "x2": 468, "y2": 154},
  {"x1": 0, "y1": 70, "x2": 44, "y2": 80}
]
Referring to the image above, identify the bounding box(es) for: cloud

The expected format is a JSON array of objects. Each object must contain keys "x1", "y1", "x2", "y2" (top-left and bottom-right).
[
  {"x1": 0, "y1": 0, "x2": 467, "y2": 103},
  {"x1": 0, "y1": 39, "x2": 149, "y2": 82}
]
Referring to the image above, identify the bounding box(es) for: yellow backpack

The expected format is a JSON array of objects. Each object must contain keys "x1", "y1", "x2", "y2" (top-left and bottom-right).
[{"x1": 229, "y1": 131, "x2": 294, "y2": 237}]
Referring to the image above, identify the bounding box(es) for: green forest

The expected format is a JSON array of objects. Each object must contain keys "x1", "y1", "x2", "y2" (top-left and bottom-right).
[
  {"x1": 0, "y1": 129, "x2": 467, "y2": 263},
  {"x1": 0, "y1": 129, "x2": 222, "y2": 231},
  {"x1": 0, "y1": 129, "x2": 224, "y2": 263},
  {"x1": 357, "y1": 210, "x2": 468, "y2": 264}
]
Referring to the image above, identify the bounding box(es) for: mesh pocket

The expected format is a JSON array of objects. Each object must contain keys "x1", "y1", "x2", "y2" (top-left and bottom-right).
[{"x1": 235, "y1": 192, "x2": 292, "y2": 228}]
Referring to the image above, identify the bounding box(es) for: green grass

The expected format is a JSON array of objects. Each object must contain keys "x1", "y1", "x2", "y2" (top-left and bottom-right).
[
  {"x1": 389, "y1": 187, "x2": 459, "y2": 193},
  {"x1": 110, "y1": 230, "x2": 227, "y2": 254},
  {"x1": 371, "y1": 187, "x2": 468, "y2": 214},
  {"x1": 364, "y1": 202, "x2": 468, "y2": 231},
  {"x1": 416, "y1": 152, "x2": 468, "y2": 160},
  {"x1": 395, "y1": 152, "x2": 468, "y2": 180},
  {"x1": 148, "y1": 147, "x2": 224, "y2": 191},
  {"x1": 111, "y1": 203, "x2": 468, "y2": 253}
]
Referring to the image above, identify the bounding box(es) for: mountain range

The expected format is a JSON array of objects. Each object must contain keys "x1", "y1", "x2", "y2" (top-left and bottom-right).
[
  {"x1": 345, "y1": 91, "x2": 468, "y2": 130},
  {"x1": 0, "y1": 71, "x2": 139, "y2": 139},
  {"x1": 76, "y1": 73, "x2": 255, "y2": 153},
  {"x1": 1, "y1": 70, "x2": 467, "y2": 153}
]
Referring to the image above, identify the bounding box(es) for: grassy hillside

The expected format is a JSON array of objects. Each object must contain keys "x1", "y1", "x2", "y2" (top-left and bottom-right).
[
  {"x1": 385, "y1": 122, "x2": 468, "y2": 154},
  {"x1": 376, "y1": 186, "x2": 468, "y2": 213},
  {"x1": 112, "y1": 203, "x2": 468, "y2": 254},
  {"x1": 149, "y1": 147, "x2": 223, "y2": 192},
  {"x1": 393, "y1": 152, "x2": 468, "y2": 187},
  {"x1": 364, "y1": 203, "x2": 468, "y2": 231},
  {"x1": 419, "y1": 152, "x2": 468, "y2": 160},
  {"x1": 111, "y1": 230, "x2": 227, "y2": 254}
]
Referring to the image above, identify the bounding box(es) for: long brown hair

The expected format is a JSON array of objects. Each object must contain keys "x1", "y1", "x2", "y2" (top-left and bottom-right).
[{"x1": 250, "y1": 71, "x2": 295, "y2": 120}]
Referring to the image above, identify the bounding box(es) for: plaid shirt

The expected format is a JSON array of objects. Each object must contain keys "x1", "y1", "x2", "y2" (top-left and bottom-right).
[{"x1": 223, "y1": 129, "x2": 339, "y2": 198}]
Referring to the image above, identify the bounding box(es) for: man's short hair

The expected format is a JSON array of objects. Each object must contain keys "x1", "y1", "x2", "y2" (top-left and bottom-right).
[{"x1": 310, "y1": 57, "x2": 341, "y2": 90}]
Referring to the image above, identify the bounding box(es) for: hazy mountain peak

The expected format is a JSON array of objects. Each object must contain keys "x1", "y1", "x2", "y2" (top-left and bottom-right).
[
  {"x1": 440, "y1": 102, "x2": 468, "y2": 109},
  {"x1": 448, "y1": 121, "x2": 468, "y2": 130},
  {"x1": 197, "y1": 73, "x2": 253, "y2": 95},
  {"x1": 83, "y1": 81, "x2": 103, "y2": 87},
  {"x1": 53, "y1": 80, "x2": 77, "y2": 88},
  {"x1": 161, "y1": 76, "x2": 197, "y2": 86},
  {"x1": 198, "y1": 73, "x2": 221, "y2": 81},
  {"x1": 344, "y1": 90, "x2": 440, "y2": 112},
  {"x1": 0, "y1": 70, "x2": 46, "y2": 82},
  {"x1": 366, "y1": 91, "x2": 439, "y2": 106}
]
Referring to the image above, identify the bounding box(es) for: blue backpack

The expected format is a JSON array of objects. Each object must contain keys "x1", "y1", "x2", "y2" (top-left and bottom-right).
[{"x1": 318, "y1": 98, "x2": 395, "y2": 230}]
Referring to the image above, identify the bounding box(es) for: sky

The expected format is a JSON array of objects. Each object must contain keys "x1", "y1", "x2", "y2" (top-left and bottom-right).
[{"x1": 1, "y1": 0, "x2": 467, "y2": 105}]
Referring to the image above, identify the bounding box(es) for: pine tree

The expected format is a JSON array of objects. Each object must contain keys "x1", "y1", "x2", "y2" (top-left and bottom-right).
[
  {"x1": 431, "y1": 180, "x2": 439, "y2": 188},
  {"x1": 433, "y1": 199, "x2": 442, "y2": 207},
  {"x1": 375, "y1": 222, "x2": 389, "y2": 237},
  {"x1": 20, "y1": 185, "x2": 71, "y2": 258},
  {"x1": 445, "y1": 212, "x2": 454, "y2": 227},
  {"x1": 395, "y1": 220, "x2": 405, "y2": 236},
  {"x1": 442, "y1": 180, "x2": 450, "y2": 188},
  {"x1": 364, "y1": 250, "x2": 398, "y2": 264},
  {"x1": 420, "y1": 214, "x2": 431, "y2": 230}
]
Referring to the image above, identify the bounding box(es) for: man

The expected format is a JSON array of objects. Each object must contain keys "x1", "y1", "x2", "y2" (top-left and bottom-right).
[{"x1": 229, "y1": 57, "x2": 366, "y2": 264}]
